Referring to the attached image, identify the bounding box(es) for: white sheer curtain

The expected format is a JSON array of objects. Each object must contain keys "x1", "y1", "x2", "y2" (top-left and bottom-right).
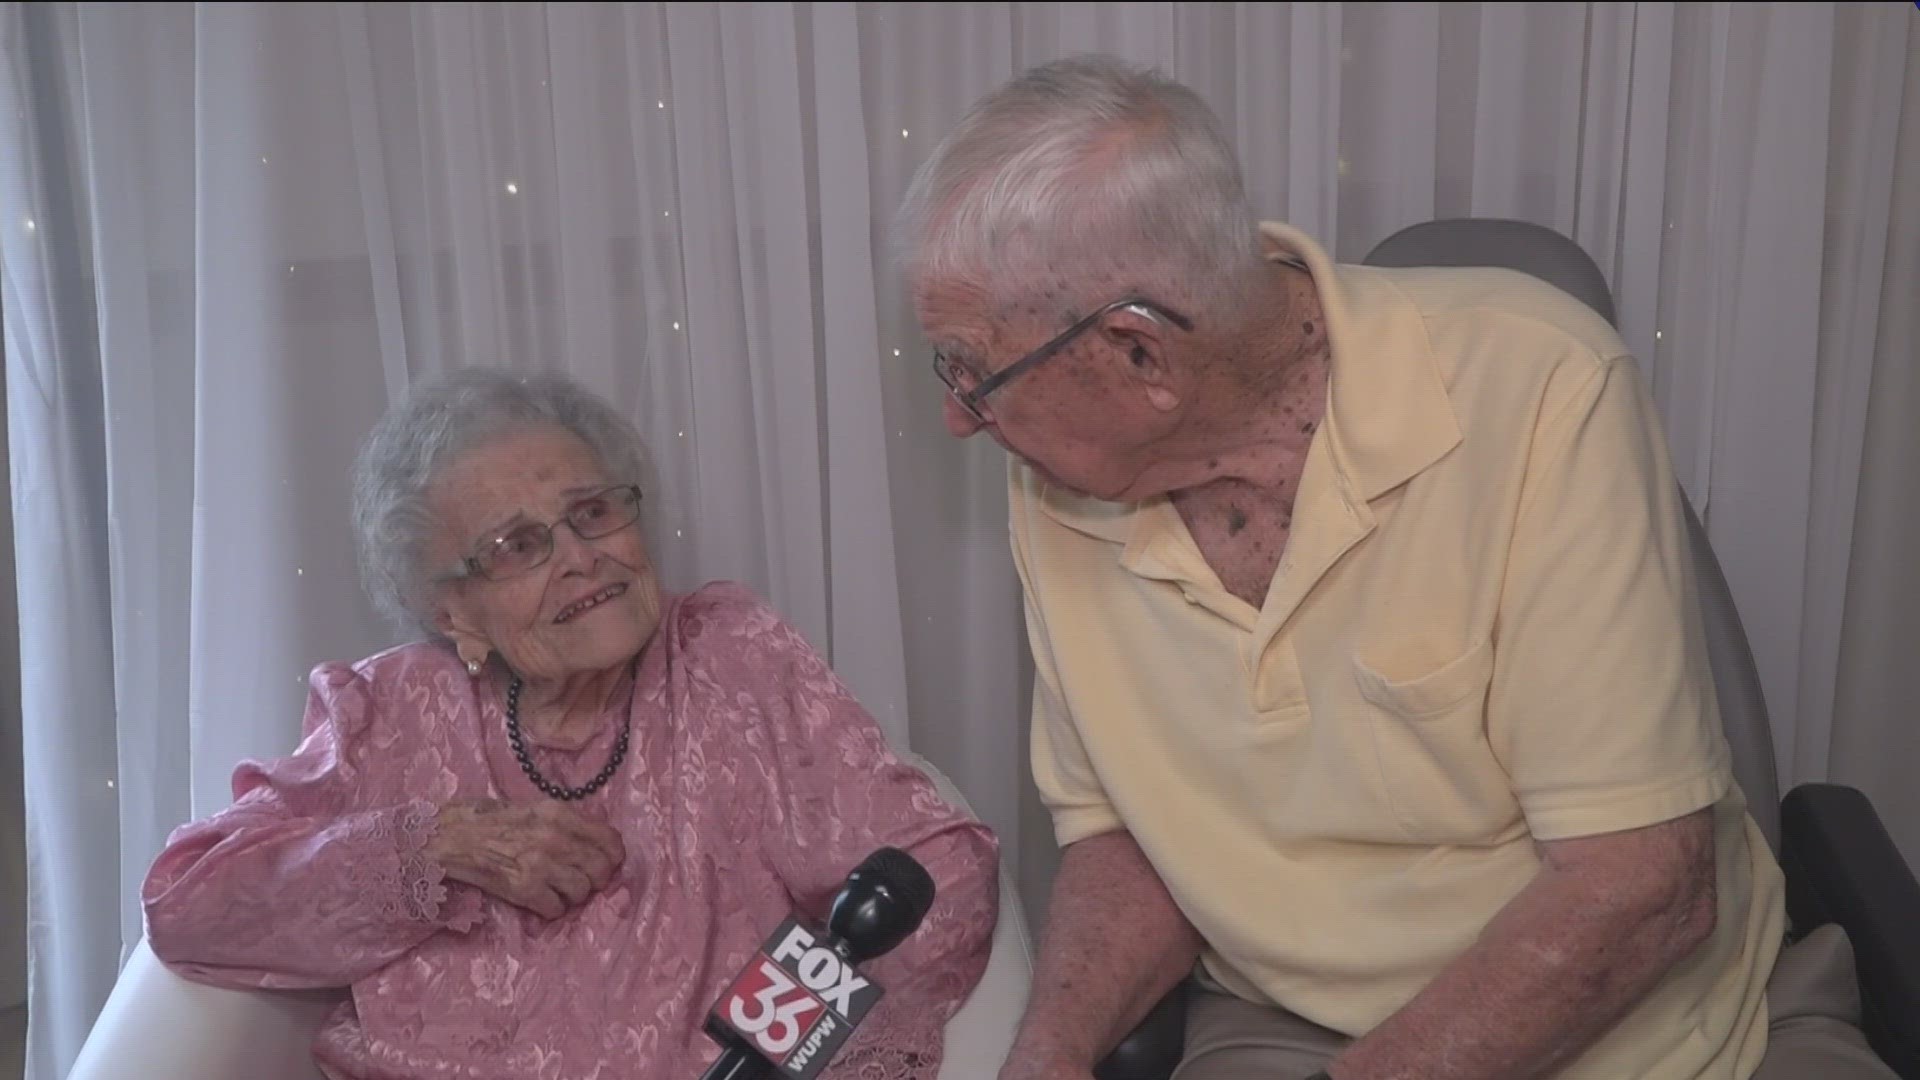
[{"x1": 1, "y1": 3, "x2": 1913, "y2": 1077}]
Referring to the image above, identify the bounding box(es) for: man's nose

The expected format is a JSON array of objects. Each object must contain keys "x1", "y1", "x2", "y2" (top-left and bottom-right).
[{"x1": 943, "y1": 395, "x2": 984, "y2": 437}]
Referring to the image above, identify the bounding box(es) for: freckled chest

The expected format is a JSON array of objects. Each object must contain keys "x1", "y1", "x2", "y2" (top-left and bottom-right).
[
  {"x1": 1176, "y1": 486, "x2": 1303, "y2": 608},
  {"x1": 1173, "y1": 342, "x2": 1329, "y2": 609}
]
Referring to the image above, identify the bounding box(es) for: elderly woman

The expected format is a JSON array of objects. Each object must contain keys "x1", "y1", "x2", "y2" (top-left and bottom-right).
[{"x1": 141, "y1": 368, "x2": 1000, "y2": 1079}]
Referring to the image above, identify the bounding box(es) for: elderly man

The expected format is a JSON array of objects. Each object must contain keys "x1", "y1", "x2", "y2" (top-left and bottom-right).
[{"x1": 896, "y1": 55, "x2": 1891, "y2": 1080}]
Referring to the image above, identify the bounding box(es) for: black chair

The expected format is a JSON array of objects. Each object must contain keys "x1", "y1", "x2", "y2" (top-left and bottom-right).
[{"x1": 1093, "y1": 219, "x2": 1919, "y2": 1080}]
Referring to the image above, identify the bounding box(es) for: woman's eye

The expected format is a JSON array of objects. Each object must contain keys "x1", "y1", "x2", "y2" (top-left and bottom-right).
[{"x1": 494, "y1": 528, "x2": 541, "y2": 557}]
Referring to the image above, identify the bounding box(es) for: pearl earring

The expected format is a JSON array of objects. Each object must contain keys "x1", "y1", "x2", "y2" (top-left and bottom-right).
[{"x1": 466, "y1": 657, "x2": 483, "y2": 677}]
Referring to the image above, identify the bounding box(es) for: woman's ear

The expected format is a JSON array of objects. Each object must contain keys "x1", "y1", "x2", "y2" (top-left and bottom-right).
[{"x1": 436, "y1": 598, "x2": 492, "y2": 673}]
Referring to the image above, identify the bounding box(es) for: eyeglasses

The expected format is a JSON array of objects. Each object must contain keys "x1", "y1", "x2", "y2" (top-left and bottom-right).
[
  {"x1": 453, "y1": 484, "x2": 644, "y2": 582},
  {"x1": 932, "y1": 296, "x2": 1194, "y2": 424}
]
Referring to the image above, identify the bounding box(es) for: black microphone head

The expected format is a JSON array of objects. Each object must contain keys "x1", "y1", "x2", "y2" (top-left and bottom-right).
[{"x1": 826, "y1": 847, "x2": 936, "y2": 962}]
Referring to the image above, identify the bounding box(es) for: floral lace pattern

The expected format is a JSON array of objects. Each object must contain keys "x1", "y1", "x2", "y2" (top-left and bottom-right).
[
  {"x1": 338, "y1": 800, "x2": 483, "y2": 932},
  {"x1": 142, "y1": 582, "x2": 1000, "y2": 1079},
  {"x1": 830, "y1": 1020, "x2": 945, "y2": 1080}
]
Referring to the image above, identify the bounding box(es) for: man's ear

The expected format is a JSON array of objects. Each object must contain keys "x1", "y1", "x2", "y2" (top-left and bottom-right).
[
  {"x1": 1123, "y1": 341, "x2": 1182, "y2": 413},
  {"x1": 1101, "y1": 308, "x2": 1182, "y2": 411}
]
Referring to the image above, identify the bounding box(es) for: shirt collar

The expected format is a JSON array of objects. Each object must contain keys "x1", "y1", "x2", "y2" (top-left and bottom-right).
[{"x1": 1259, "y1": 221, "x2": 1460, "y2": 502}]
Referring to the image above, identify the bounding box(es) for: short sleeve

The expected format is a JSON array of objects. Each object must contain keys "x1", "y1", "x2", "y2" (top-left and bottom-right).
[
  {"x1": 1010, "y1": 467, "x2": 1123, "y2": 848},
  {"x1": 1488, "y1": 355, "x2": 1732, "y2": 842}
]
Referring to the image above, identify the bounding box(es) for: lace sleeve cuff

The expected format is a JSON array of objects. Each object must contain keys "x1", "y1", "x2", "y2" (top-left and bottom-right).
[
  {"x1": 343, "y1": 800, "x2": 484, "y2": 933},
  {"x1": 826, "y1": 1019, "x2": 946, "y2": 1080}
]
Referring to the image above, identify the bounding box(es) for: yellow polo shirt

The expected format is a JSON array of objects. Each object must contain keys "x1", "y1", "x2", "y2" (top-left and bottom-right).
[{"x1": 1011, "y1": 222, "x2": 1786, "y2": 1079}]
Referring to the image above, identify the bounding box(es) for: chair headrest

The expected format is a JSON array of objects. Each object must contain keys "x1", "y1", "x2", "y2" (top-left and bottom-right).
[{"x1": 1362, "y1": 218, "x2": 1618, "y2": 326}]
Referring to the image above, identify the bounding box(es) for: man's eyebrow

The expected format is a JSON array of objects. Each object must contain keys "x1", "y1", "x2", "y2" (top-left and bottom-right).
[{"x1": 931, "y1": 337, "x2": 984, "y2": 367}]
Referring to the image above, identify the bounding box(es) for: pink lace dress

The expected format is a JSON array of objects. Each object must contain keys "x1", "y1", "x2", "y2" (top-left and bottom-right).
[{"x1": 142, "y1": 582, "x2": 1000, "y2": 1080}]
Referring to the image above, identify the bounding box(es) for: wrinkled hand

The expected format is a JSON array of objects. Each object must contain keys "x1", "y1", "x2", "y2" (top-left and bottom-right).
[
  {"x1": 425, "y1": 798, "x2": 626, "y2": 919},
  {"x1": 998, "y1": 1065, "x2": 1095, "y2": 1080},
  {"x1": 997, "y1": 1045, "x2": 1096, "y2": 1080}
]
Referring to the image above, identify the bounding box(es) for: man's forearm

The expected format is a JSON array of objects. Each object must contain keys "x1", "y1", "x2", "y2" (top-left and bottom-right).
[
  {"x1": 1010, "y1": 830, "x2": 1204, "y2": 1069},
  {"x1": 1329, "y1": 831, "x2": 1716, "y2": 1080}
]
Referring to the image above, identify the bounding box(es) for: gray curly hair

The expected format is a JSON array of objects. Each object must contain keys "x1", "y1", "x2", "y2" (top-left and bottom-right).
[
  {"x1": 351, "y1": 367, "x2": 651, "y2": 639},
  {"x1": 895, "y1": 53, "x2": 1263, "y2": 327}
]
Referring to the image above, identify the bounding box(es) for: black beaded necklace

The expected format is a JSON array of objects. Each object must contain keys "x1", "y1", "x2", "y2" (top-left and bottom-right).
[{"x1": 504, "y1": 671, "x2": 633, "y2": 802}]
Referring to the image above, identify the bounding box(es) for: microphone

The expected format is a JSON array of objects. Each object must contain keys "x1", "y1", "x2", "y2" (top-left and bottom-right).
[{"x1": 699, "y1": 848, "x2": 938, "y2": 1080}]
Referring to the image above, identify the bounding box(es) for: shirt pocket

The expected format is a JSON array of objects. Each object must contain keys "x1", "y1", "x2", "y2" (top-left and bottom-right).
[
  {"x1": 1353, "y1": 637, "x2": 1495, "y2": 718},
  {"x1": 1351, "y1": 637, "x2": 1522, "y2": 842}
]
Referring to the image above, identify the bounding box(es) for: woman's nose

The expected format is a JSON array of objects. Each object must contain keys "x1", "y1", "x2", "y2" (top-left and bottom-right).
[{"x1": 550, "y1": 521, "x2": 599, "y2": 573}]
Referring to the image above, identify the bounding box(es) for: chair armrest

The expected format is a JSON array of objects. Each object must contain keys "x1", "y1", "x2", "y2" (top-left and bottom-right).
[
  {"x1": 1093, "y1": 983, "x2": 1187, "y2": 1080},
  {"x1": 897, "y1": 749, "x2": 1036, "y2": 1080},
  {"x1": 67, "y1": 939, "x2": 337, "y2": 1080},
  {"x1": 1780, "y1": 783, "x2": 1920, "y2": 1079}
]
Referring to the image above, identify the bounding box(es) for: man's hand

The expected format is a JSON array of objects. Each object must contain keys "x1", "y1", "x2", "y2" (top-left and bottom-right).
[
  {"x1": 996, "y1": 830, "x2": 1203, "y2": 1080},
  {"x1": 996, "y1": 1046, "x2": 1096, "y2": 1080},
  {"x1": 424, "y1": 798, "x2": 626, "y2": 919}
]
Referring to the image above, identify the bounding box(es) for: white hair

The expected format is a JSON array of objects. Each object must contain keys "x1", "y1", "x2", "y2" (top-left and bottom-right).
[
  {"x1": 895, "y1": 54, "x2": 1262, "y2": 327},
  {"x1": 350, "y1": 368, "x2": 651, "y2": 639}
]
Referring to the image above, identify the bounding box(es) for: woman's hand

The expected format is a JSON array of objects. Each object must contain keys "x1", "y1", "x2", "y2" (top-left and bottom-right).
[{"x1": 425, "y1": 798, "x2": 626, "y2": 919}]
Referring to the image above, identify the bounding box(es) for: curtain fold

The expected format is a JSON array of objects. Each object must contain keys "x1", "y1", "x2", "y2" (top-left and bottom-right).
[
  {"x1": 0, "y1": 4, "x2": 1912, "y2": 1076},
  {"x1": 3, "y1": 7, "x2": 124, "y2": 1068},
  {"x1": 1830, "y1": 7, "x2": 1920, "y2": 881},
  {"x1": 1793, "y1": 1, "x2": 1912, "y2": 786}
]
